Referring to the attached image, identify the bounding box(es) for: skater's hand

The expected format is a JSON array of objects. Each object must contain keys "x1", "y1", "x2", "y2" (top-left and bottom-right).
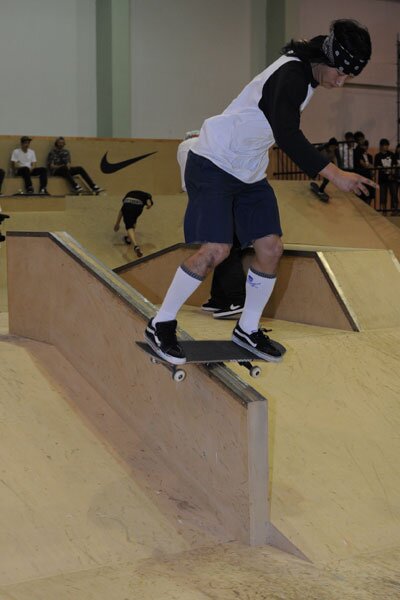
[
  {"x1": 114, "y1": 224, "x2": 120, "y2": 232},
  {"x1": 320, "y1": 163, "x2": 378, "y2": 197}
]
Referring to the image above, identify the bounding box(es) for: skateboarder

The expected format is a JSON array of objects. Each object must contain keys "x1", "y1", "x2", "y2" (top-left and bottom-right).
[
  {"x1": 145, "y1": 19, "x2": 377, "y2": 365},
  {"x1": 114, "y1": 189, "x2": 153, "y2": 257}
]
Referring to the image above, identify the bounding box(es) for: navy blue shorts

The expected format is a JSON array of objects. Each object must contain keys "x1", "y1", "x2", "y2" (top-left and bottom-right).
[{"x1": 184, "y1": 151, "x2": 282, "y2": 247}]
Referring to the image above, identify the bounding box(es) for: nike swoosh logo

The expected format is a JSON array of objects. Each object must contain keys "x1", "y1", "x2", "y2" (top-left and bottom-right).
[
  {"x1": 100, "y1": 151, "x2": 157, "y2": 174},
  {"x1": 229, "y1": 304, "x2": 241, "y2": 311}
]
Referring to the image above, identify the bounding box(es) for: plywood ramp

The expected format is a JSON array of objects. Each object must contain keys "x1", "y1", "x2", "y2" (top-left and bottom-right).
[
  {"x1": 116, "y1": 243, "x2": 400, "y2": 332},
  {"x1": 277, "y1": 180, "x2": 400, "y2": 260},
  {"x1": 176, "y1": 309, "x2": 400, "y2": 565},
  {"x1": 4, "y1": 232, "x2": 400, "y2": 597},
  {"x1": 6, "y1": 231, "x2": 287, "y2": 550}
]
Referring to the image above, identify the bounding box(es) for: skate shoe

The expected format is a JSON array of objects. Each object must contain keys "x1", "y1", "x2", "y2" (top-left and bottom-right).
[
  {"x1": 145, "y1": 318, "x2": 186, "y2": 364},
  {"x1": 232, "y1": 323, "x2": 282, "y2": 362}
]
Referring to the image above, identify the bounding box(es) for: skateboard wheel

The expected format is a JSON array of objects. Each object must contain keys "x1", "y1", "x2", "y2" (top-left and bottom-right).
[
  {"x1": 250, "y1": 366, "x2": 261, "y2": 378},
  {"x1": 173, "y1": 369, "x2": 186, "y2": 382}
]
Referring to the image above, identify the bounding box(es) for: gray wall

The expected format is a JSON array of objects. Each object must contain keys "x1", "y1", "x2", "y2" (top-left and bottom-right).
[
  {"x1": 130, "y1": 0, "x2": 253, "y2": 138},
  {"x1": 0, "y1": 0, "x2": 97, "y2": 137},
  {"x1": 129, "y1": 0, "x2": 400, "y2": 146},
  {"x1": 0, "y1": 0, "x2": 398, "y2": 147}
]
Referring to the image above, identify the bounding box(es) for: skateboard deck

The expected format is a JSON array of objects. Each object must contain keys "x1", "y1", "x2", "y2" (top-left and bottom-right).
[
  {"x1": 136, "y1": 338, "x2": 286, "y2": 382},
  {"x1": 310, "y1": 181, "x2": 329, "y2": 202}
]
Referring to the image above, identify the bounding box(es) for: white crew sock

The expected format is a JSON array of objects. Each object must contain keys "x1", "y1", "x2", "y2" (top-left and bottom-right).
[
  {"x1": 238, "y1": 267, "x2": 276, "y2": 333},
  {"x1": 153, "y1": 265, "x2": 204, "y2": 324}
]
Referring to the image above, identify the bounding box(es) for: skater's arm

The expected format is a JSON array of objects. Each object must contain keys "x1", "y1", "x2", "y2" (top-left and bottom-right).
[
  {"x1": 319, "y1": 162, "x2": 378, "y2": 196},
  {"x1": 259, "y1": 62, "x2": 328, "y2": 178},
  {"x1": 114, "y1": 210, "x2": 122, "y2": 231}
]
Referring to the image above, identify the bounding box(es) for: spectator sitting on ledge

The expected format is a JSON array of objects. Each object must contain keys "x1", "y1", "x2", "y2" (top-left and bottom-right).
[
  {"x1": 11, "y1": 136, "x2": 48, "y2": 195},
  {"x1": 47, "y1": 137, "x2": 103, "y2": 195}
]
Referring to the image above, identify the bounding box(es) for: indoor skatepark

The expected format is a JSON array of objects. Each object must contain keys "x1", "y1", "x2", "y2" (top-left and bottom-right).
[
  {"x1": 1, "y1": 181, "x2": 400, "y2": 599},
  {"x1": 2, "y1": 0, "x2": 400, "y2": 596}
]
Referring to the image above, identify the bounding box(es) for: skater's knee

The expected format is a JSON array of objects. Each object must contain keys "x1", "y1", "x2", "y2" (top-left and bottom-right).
[
  {"x1": 186, "y1": 243, "x2": 231, "y2": 275},
  {"x1": 209, "y1": 243, "x2": 231, "y2": 266},
  {"x1": 253, "y1": 235, "x2": 283, "y2": 270}
]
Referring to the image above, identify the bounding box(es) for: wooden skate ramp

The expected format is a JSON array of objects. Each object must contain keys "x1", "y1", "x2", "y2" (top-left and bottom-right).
[
  {"x1": 6, "y1": 231, "x2": 296, "y2": 552},
  {"x1": 4, "y1": 232, "x2": 400, "y2": 597},
  {"x1": 277, "y1": 180, "x2": 400, "y2": 261},
  {"x1": 116, "y1": 243, "x2": 400, "y2": 332}
]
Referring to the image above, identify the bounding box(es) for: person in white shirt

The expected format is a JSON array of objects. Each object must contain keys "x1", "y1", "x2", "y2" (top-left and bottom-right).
[
  {"x1": 338, "y1": 131, "x2": 355, "y2": 171},
  {"x1": 11, "y1": 136, "x2": 48, "y2": 194}
]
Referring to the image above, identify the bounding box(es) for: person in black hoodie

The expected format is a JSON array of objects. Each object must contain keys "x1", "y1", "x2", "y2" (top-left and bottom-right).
[{"x1": 374, "y1": 139, "x2": 396, "y2": 212}]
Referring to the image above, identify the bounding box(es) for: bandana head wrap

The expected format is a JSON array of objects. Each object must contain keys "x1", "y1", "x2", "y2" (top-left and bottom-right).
[{"x1": 322, "y1": 31, "x2": 367, "y2": 76}]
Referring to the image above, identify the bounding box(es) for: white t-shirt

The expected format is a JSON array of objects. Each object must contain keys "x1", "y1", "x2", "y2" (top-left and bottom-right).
[
  {"x1": 11, "y1": 148, "x2": 37, "y2": 169},
  {"x1": 193, "y1": 55, "x2": 315, "y2": 183},
  {"x1": 177, "y1": 137, "x2": 198, "y2": 191}
]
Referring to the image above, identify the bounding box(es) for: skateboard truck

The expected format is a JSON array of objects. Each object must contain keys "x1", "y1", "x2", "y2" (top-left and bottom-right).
[{"x1": 149, "y1": 355, "x2": 261, "y2": 382}]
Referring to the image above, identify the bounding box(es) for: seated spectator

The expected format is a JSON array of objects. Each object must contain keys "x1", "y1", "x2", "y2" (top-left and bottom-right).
[
  {"x1": 11, "y1": 136, "x2": 48, "y2": 194},
  {"x1": 338, "y1": 131, "x2": 355, "y2": 171},
  {"x1": 374, "y1": 138, "x2": 396, "y2": 213},
  {"x1": 354, "y1": 139, "x2": 375, "y2": 205},
  {"x1": 47, "y1": 137, "x2": 103, "y2": 194}
]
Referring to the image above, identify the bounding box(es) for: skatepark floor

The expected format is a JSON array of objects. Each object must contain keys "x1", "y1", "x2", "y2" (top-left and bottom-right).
[{"x1": 1, "y1": 183, "x2": 400, "y2": 598}]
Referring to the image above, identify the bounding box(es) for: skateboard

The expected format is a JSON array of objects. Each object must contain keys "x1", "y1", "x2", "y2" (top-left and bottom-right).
[
  {"x1": 136, "y1": 338, "x2": 286, "y2": 382},
  {"x1": 310, "y1": 181, "x2": 329, "y2": 203}
]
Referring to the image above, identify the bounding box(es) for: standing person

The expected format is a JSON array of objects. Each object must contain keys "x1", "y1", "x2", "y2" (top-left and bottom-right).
[
  {"x1": 11, "y1": 136, "x2": 48, "y2": 194},
  {"x1": 312, "y1": 137, "x2": 339, "y2": 200},
  {"x1": 338, "y1": 131, "x2": 355, "y2": 171},
  {"x1": 114, "y1": 190, "x2": 153, "y2": 257},
  {"x1": 178, "y1": 131, "x2": 246, "y2": 319},
  {"x1": 353, "y1": 130, "x2": 366, "y2": 148},
  {"x1": 145, "y1": 19, "x2": 376, "y2": 365},
  {"x1": 177, "y1": 131, "x2": 199, "y2": 192},
  {"x1": 47, "y1": 137, "x2": 103, "y2": 194},
  {"x1": 393, "y1": 143, "x2": 400, "y2": 212},
  {"x1": 354, "y1": 139, "x2": 375, "y2": 205},
  {"x1": 374, "y1": 138, "x2": 396, "y2": 212}
]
